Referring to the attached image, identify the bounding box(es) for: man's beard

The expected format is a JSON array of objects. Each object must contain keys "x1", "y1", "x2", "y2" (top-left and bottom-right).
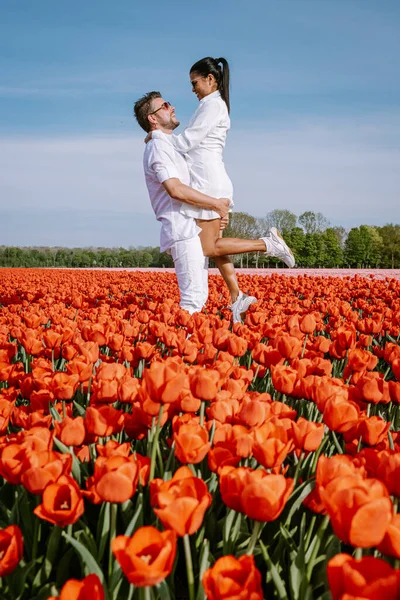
[{"x1": 165, "y1": 117, "x2": 180, "y2": 131}]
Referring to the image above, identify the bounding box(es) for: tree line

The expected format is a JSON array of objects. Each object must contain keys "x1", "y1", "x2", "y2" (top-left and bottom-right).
[{"x1": 1, "y1": 210, "x2": 399, "y2": 269}]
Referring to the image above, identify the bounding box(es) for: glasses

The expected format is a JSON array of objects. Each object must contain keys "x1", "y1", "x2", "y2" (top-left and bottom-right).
[{"x1": 149, "y1": 101, "x2": 171, "y2": 115}]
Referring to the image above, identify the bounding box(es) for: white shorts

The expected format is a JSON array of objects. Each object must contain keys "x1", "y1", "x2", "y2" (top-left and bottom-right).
[{"x1": 170, "y1": 236, "x2": 209, "y2": 314}]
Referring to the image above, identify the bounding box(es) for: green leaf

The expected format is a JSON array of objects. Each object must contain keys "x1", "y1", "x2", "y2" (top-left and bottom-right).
[
  {"x1": 55, "y1": 547, "x2": 74, "y2": 589},
  {"x1": 288, "y1": 514, "x2": 313, "y2": 600},
  {"x1": 32, "y1": 582, "x2": 59, "y2": 600},
  {"x1": 195, "y1": 539, "x2": 210, "y2": 600},
  {"x1": 96, "y1": 501, "x2": 111, "y2": 562},
  {"x1": 49, "y1": 403, "x2": 62, "y2": 423},
  {"x1": 259, "y1": 540, "x2": 287, "y2": 600},
  {"x1": 7, "y1": 560, "x2": 38, "y2": 599},
  {"x1": 156, "y1": 580, "x2": 172, "y2": 600},
  {"x1": 124, "y1": 492, "x2": 143, "y2": 537},
  {"x1": 53, "y1": 436, "x2": 82, "y2": 485},
  {"x1": 62, "y1": 530, "x2": 109, "y2": 600},
  {"x1": 285, "y1": 478, "x2": 316, "y2": 526},
  {"x1": 222, "y1": 509, "x2": 237, "y2": 554},
  {"x1": 32, "y1": 525, "x2": 62, "y2": 589},
  {"x1": 73, "y1": 399, "x2": 86, "y2": 417}
]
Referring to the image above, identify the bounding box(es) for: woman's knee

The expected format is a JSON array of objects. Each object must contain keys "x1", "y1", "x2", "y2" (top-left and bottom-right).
[{"x1": 202, "y1": 245, "x2": 217, "y2": 258}]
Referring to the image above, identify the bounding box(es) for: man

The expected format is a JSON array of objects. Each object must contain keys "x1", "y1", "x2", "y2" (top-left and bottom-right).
[
  {"x1": 133, "y1": 91, "x2": 295, "y2": 317},
  {"x1": 134, "y1": 91, "x2": 230, "y2": 314}
]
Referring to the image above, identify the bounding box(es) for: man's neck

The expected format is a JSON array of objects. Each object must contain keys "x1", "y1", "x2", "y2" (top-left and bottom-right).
[{"x1": 153, "y1": 126, "x2": 172, "y2": 135}]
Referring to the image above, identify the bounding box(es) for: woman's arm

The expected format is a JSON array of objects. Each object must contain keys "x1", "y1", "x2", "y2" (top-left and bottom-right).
[{"x1": 152, "y1": 100, "x2": 223, "y2": 153}]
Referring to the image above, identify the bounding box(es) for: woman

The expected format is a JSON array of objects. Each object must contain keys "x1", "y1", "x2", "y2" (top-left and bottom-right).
[{"x1": 149, "y1": 57, "x2": 294, "y2": 322}]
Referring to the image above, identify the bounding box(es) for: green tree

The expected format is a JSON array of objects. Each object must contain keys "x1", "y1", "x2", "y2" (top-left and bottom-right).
[
  {"x1": 298, "y1": 211, "x2": 329, "y2": 234},
  {"x1": 262, "y1": 209, "x2": 297, "y2": 234},
  {"x1": 378, "y1": 224, "x2": 400, "y2": 268},
  {"x1": 302, "y1": 233, "x2": 319, "y2": 267},
  {"x1": 321, "y1": 228, "x2": 343, "y2": 267},
  {"x1": 344, "y1": 226, "x2": 383, "y2": 267}
]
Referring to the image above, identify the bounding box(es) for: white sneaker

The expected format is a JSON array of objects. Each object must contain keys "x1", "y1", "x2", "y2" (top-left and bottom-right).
[
  {"x1": 261, "y1": 227, "x2": 295, "y2": 268},
  {"x1": 231, "y1": 291, "x2": 258, "y2": 324}
]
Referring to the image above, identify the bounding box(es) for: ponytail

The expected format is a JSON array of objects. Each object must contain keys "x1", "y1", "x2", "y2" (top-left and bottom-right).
[{"x1": 214, "y1": 57, "x2": 230, "y2": 114}]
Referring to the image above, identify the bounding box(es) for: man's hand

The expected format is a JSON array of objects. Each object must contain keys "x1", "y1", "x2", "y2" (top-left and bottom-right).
[
  {"x1": 144, "y1": 132, "x2": 153, "y2": 144},
  {"x1": 215, "y1": 197, "x2": 231, "y2": 218},
  {"x1": 220, "y1": 214, "x2": 229, "y2": 230}
]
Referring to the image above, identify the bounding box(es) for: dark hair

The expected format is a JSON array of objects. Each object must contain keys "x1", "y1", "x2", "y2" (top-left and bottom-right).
[
  {"x1": 133, "y1": 91, "x2": 161, "y2": 132},
  {"x1": 190, "y1": 57, "x2": 230, "y2": 113}
]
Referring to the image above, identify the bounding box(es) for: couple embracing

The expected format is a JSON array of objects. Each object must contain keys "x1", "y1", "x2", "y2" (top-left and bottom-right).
[{"x1": 134, "y1": 57, "x2": 295, "y2": 323}]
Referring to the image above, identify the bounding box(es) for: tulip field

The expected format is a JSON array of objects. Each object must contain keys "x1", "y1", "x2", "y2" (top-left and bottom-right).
[{"x1": 1, "y1": 268, "x2": 400, "y2": 600}]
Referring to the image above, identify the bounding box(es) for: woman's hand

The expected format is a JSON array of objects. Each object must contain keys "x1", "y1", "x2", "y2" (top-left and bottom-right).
[
  {"x1": 220, "y1": 214, "x2": 229, "y2": 230},
  {"x1": 144, "y1": 132, "x2": 153, "y2": 144}
]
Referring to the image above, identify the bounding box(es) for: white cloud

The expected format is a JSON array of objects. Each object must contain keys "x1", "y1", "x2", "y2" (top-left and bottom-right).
[{"x1": 0, "y1": 112, "x2": 399, "y2": 247}]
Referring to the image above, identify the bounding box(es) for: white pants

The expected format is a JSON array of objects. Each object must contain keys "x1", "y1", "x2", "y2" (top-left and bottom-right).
[{"x1": 170, "y1": 236, "x2": 209, "y2": 314}]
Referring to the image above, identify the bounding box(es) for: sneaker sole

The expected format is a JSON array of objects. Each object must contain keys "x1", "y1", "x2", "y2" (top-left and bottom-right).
[{"x1": 270, "y1": 227, "x2": 295, "y2": 267}]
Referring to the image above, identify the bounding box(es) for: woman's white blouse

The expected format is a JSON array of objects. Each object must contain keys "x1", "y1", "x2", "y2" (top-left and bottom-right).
[{"x1": 152, "y1": 91, "x2": 233, "y2": 220}]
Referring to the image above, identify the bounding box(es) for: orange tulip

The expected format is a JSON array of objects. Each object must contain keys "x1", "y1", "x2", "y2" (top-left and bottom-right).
[
  {"x1": 299, "y1": 314, "x2": 316, "y2": 335},
  {"x1": 316, "y1": 454, "x2": 366, "y2": 490},
  {"x1": 276, "y1": 334, "x2": 303, "y2": 360},
  {"x1": 375, "y1": 451, "x2": 400, "y2": 497},
  {"x1": 83, "y1": 455, "x2": 139, "y2": 504},
  {"x1": 241, "y1": 470, "x2": 294, "y2": 522},
  {"x1": 320, "y1": 476, "x2": 392, "y2": 547},
  {"x1": 202, "y1": 554, "x2": 263, "y2": 600},
  {"x1": 112, "y1": 526, "x2": 176, "y2": 587},
  {"x1": 252, "y1": 436, "x2": 293, "y2": 469},
  {"x1": 21, "y1": 450, "x2": 72, "y2": 495},
  {"x1": 54, "y1": 416, "x2": 86, "y2": 447},
  {"x1": 51, "y1": 372, "x2": 80, "y2": 401},
  {"x1": 142, "y1": 360, "x2": 187, "y2": 404},
  {"x1": 85, "y1": 405, "x2": 124, "y2": 437},
  {"x1": 291, "y1": 418, "x2": 325, "y2": 452},
  {"x1": 208, "y1": 442, "x2": 241, "y2": 474},
  {"x1": 53, "y1": 574, "x2": 105, "y2": 600},
  {"x1": 173, "y1": 423, "x2": 211, "y2": 464},
  {"x1": 377, "y1": 514, "x2": 400, "y2": 559},
  {"x1": 327, "y1": 553, "x2": 400, "y2": 600},
  {"x1": 34, "y1": 474, "x2": 84, "y2": 526},
  {"x1": 189, "y1": 368, "x2": 221, "y2": 401},
  {"x1": 271, "y1": 365, "x2": 297, "y2": 395},
  {"x1": 150, "y1": 466, "x2": 211, "y2": 536},
  {"x1": 0, "y1": 525, "x2": 24, "y2": 577},
  {"x1": 220, "y1": 466, "x2": 293, "y2": 521}
]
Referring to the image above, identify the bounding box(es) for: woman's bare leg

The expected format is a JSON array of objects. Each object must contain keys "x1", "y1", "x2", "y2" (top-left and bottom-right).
[
  {"x1": 197, "y1": 220, "x2": 240, "y2": 302},
  {"x1": 197, "y1": 219, "x2": 266, "y2": 257}
]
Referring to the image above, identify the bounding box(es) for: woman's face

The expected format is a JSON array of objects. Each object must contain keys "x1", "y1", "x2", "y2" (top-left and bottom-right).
[{"x1": 190, "y1": 72, "x2": 218, "y2": 101}]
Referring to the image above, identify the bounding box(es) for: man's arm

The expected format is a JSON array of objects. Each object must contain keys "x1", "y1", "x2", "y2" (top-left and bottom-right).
[{"x1": 163, "y1": 178, "x2": 230, "y2": 218}]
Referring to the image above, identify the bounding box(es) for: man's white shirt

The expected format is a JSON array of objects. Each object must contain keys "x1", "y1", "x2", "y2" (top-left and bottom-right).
[{"x1": 143, "y1": 135, "x2": 201, "y2": 253}]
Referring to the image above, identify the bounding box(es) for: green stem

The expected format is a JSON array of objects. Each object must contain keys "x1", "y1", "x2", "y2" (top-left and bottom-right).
[
  {"x1": 293, "y1": 452, "x2": 305, "y2": 487},
  {"x1": 32, "y1": 514, "x2": 40, "y2": 562},
  {"x1": 301, "y1": 334, "x2": 308, "y2": 359},
  {"x1": 183, "y1": 534, "x2": 195, "y2": 600},
  {"x1": 199, "y1": 400, "x2": 205, "y2": 427},
  {"x1": 354, "y1": 547, "x2": 362, "y2": 560},
  {"x1": 141, "y1": 587, "x2": 151, "y2": 600},
  {"x1": 149, "y1": 404, "x2": 164, "y2": 482},
  {"x1": 306, "y1": 515, "x2": 330, "y2": 579},
  {"x1": 246, "y1": 520, "x2": 262, "y2": 555},
  {"x1": 108, "y1": 502, "x2": 118, "y2": 582},
  {"x1": 62, "y1": 400, "x2": 67, "y2": 418}
]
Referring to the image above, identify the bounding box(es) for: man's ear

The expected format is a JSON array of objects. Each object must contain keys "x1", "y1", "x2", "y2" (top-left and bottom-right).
[{"x1": 148, "y1": 114, "x2": 157, "y2": 129}]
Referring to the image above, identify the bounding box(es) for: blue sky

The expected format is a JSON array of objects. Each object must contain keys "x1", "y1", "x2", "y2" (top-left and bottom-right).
[{"x1": 1, "y1": 0, "x2": 399, "y2": 248}]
